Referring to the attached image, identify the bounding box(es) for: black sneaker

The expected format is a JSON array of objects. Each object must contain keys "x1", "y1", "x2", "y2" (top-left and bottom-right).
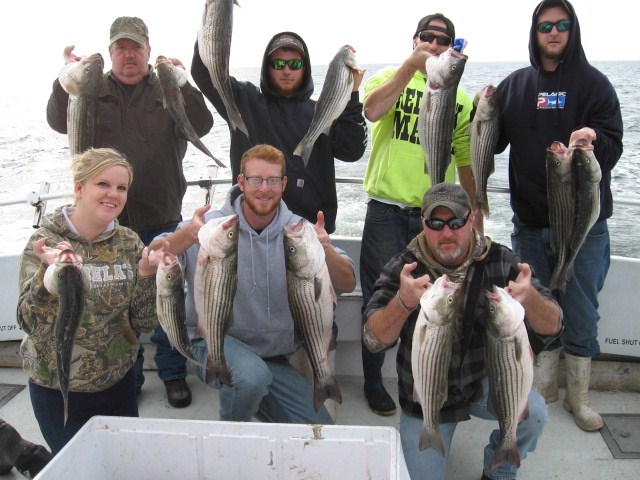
[
  {"x1": 364, "y1": 382, "x2": 396, "y2": 416},
  {"x1": 164, "y1": 378, "x2": 192, "y2": 408}
]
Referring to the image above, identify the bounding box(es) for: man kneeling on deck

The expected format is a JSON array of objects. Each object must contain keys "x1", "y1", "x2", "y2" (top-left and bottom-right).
[
  {"x1": 363, "y1": 183, "x2": 563, "y2": 479},
  {"x1": 151, "y1": 144, "x2": 356, "y2": 424}
]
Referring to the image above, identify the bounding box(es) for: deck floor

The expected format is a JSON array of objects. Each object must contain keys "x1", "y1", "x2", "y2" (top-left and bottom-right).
[{"x1": 1, "y1": 367, "x2": 639, "y2": 479}]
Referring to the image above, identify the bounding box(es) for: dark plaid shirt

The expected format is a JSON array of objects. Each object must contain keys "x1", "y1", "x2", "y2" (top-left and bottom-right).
[{"x1": 363, "y1": 235, "x2": 561, "y2": 423}]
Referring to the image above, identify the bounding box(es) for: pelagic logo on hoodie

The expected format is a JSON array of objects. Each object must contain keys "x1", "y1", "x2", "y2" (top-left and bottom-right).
[{"x1": 537, "y1": 91, "x2": 566, "y2": 109}]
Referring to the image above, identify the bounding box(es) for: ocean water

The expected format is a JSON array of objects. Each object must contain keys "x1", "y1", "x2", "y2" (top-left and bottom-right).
[{"x1": 0, "y1": 61, "x2": 638, "y2": 257}]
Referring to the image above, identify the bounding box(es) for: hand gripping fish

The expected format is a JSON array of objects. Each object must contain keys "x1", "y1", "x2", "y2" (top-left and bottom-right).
[
  {"x1": 293, "y1": 45, "x2": 362, "y2": 167},
  {"x1": 58, "y1": 53, "x2": 104, "y2": 157},
  {"x1": 284, "y1": 218, "x2": 342, "y2": 412},
  {"x1": 483, "y1": 286, "x2": 533, "y2": 468},
  {"x1": 198, "y1": 0, "x2": 249, "y2": 138},
  {"x1": 194, "y1": 214, "x2": 239, "y2": 386},
  {"x1": 156, "y1": 252, "x2": 207, "y2": 370},
  {"x1": 411, "y1": 275, "x2": 461, "y2": 454},
  {"x1": 155, "y1": 56, "x2": 226, "y2": 168},
  {"x1": 43, "y1": 249, "x2": 90, "y2": 426},
  {"x1": 418, "y1": 47, "x2": 468, "y2": 182}
]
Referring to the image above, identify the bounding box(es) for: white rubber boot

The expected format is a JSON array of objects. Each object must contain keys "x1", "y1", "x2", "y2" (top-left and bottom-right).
[
  {"x1": 563, "y1": 351, "x2": 604, "y2": 431},
  {"x1": 533, "y1": 349, "x2": 560, "y2": 403}
]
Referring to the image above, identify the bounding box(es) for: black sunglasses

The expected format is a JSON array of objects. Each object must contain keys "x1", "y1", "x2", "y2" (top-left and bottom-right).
[
  {"x1": 424, "y1": 212, "x2": 470, "y2": 231},
  {"x1": 418, "y1": 32, "x2": 452, "y2": 46},
  {"x1": 536, "y1": 20, "x2": 571, "y2": 33},
  {"x1": 269, "y1": 58, "x2": 304, "y2": 70}
]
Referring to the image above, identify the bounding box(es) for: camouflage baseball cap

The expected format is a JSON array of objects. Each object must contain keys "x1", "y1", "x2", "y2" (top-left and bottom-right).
[
  {"x1": 110, "y1": 17, "x2": 149, "y2": 46},
  {"x1": 421, "y1": 183, "x2": 471, "y2": 219},
  {"x1": 267, "y1": 33, "x2": 305, "y2": 57}
]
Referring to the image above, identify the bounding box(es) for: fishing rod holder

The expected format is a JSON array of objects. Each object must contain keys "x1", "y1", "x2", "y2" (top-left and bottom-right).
[
  {"x1": 195, "y1": 164, "x2": 219, "y2": 205},
  {"x1": 26, "y1": 182, "x2": 51, "y2": 229}
]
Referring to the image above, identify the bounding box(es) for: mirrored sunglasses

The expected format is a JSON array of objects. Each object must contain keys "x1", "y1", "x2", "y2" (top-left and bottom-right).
[
  {"x1": 536, "y1": 20, "x2": 571, "y2": 33},
  {"x1": 269, "y1": 58, "x2": 303, "y2": 70},
  {"x1": 424, "y1": 212, "x2": 470, "y2": 231}
]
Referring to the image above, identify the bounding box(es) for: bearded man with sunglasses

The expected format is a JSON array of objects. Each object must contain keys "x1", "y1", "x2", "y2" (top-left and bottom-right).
[
  {"x1": 359, "y1": 13, "x2": 479, "y2": 416},
  {"x1": 495, "y1": 0, "x2": 623, "y2": 433},
  {"x1": 363, "y1": 183, "x2": 562, "y2": 480},
  {"x1": 192, "y1": 31, "x2": 366, "y2": 236}
]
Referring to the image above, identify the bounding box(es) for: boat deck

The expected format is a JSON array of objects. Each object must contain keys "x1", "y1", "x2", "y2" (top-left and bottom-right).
[{"x1": 1, "y1": 366, "x2": 639, "y2": 479}]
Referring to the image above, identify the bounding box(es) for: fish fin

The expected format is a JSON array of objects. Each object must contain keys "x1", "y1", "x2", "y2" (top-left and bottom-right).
[
  {"x1": 313, "y1": 375, "x2": 342, "y2": 412},
  {"x1": 314, "y1": 276, "x2": 322, "y2": 302},
  {"x1": 62, "y1": 391, "x2": 69, "y2": 427},
  {"x1": 419, "y1": 426, "x2": 445, "y2": 455},
  {"x1": 491, "y1": 445, "x2": 521, "y2": 469},
  {"x1": 515, "y1": 337, "x2": 523, "y2": 362}
]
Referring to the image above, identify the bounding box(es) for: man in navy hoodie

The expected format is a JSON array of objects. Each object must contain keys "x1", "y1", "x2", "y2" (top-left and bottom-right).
[
  {"x1": 495, "y1": 0, "x2": 623, "y2": 432},
  {"x1": 192, "y1": 32, "x2": 367, "y2": 235}
]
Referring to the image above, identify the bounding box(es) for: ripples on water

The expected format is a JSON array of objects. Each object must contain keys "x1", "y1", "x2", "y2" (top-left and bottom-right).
[{"x1": 1, "y1": 62, "x2": 638, "y2": 257}]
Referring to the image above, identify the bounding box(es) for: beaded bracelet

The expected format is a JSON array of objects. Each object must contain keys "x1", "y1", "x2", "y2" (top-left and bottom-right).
[{"x1": 395, "y1": 290, "x2": 417, "y2": 314}]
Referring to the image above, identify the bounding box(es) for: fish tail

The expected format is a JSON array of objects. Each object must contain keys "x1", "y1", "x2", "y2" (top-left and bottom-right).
[
  {"x1": 313, "y1": 375, "x2": 342, "y2": 412},
  {"x1": 419, "y1": 426, "x2": 445, "y2": 455},
  {"x1": 491, "y1": 443, "x2": 521, "y2": 469},
  {"x1": 62, "y1": 390, "x2": 69, "y2": 427},
  {"x1": 205, "y1": 358, "x2": 233, "y2": 387}
]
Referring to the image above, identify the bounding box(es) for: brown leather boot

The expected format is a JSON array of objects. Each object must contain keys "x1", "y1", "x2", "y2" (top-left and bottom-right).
[{"x1": 0, "y1": 420, "x2": 53, "y2": 476}]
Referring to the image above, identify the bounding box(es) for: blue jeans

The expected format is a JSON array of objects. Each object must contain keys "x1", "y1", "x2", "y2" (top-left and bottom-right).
[
  {"x1": 134, "y1": 223, "x2": 187, "y2": 386},
  {"x1": 29, "y1": 368, "x2": 138, "y2": 455},
  {"x1": 510, "y1": 220, "x2": 610, "y2": 357},
  {"x1": 400, "y1": 378, "x2": 548, "y2": 480},
  {"x1": 190, "y1": 336, "x2": 334, "y2": 424},
  {"x1": 360, "y1": 200, "x2": 423, "y2": 382}
]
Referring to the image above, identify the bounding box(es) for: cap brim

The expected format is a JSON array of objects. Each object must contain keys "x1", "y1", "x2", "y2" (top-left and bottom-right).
[{"x1": 110, "y1": 33, "x2": 148, "y2": 46}]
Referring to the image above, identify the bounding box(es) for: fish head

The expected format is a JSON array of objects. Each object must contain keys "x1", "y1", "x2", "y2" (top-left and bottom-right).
[
  {"x1": 339, "y1": 45, "x2": 360, "y2": 69},
  {"x1": 483, "y1": 285, "x2": 525, "y2": 337},
  {"x1": 155, "y1": 56, "x2": 188, "y2": 88},
  {"x1": 58, "y1": 53, "x2": 104, "y2": 96},
  {"x1": 156, "y1": 252, "x2": 184, "y2": 295},
  {"x1": 546, "y1": 141, "x2": 572, "y2": 181},
  {"x1": 426, "y1": 48, "x2": 467, "y2": 89},
  {"x1": 198, "y1": 214, "x2": 239, "y2": 259},
  {"x1": 283, "y1": 218, "x2": 325, "y2": 279},
  {"x1": 44, "y1": 249, "x2": 88, "y2": 296},
  {"x1": 419, "y1": 274, "x2": 462, "y2": 326},
  {"x1": 571, "y1": 148, "x2": 603, "y2": 184},
  {"x1": 474, "y1": 83, "x2": 498, "y2": 121}
]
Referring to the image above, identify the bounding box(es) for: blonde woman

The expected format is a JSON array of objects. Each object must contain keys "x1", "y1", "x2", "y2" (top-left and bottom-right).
[{"x1": 17, "y1": 148, "x2": 163, "y2": 454}]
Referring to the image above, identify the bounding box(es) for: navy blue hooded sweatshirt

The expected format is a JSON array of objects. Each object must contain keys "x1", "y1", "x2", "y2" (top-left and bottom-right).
[
  {"x1": 496, "y1": 0, "x2": 623, "y2": 227},
  {"x1": 191, "y1": 32, "x2": 367, "y2": 234}
]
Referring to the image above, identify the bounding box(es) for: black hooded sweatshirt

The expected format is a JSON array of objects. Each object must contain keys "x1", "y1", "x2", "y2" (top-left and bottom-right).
[
  {"x1": 191, "y1": 32, "x2": 367, "y2": 234},
  {"x1": 496, "y1": 0, "x2": 623, "y2": 227}
]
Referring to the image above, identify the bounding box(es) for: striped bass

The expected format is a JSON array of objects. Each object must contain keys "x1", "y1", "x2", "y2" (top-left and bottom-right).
[
  {"x1": 195, "y1": 214, "x2": 239, "y2": 386},
  {"x1": 43, "y1": 249, "x2": 90, "y2": 426},
  {"x1": 293, "y1": 45, "x2": 361, "y2": 167},
  {"x1": 470, "y1": 84, "x2": 500, "y2": 216},
  {"x1": 284, "y1": 218, "x2": 341, "y2": 412},
  {"x1": 197, "y1": 0, "x2": 249, "y2": 137},
  {"x1": 58, "y1": 53, "x2": 104, "y2": 157},
  {"x1": 547, "y1": 141, "x2": 574, "y2": 291},
  {"x1": 411, "y1": 275, "x2": 461, "y2": 454},
  {"x1": 483, "y1": 285, "x2": 533, "y2": 469},
  {"x1": 418, "y1": 48, "x2": 467, "y2": 182},
  {"x1": 155, "y1": 56, "x2": 226, "y2": 168},
  {"x1": 156, "y1": 252, "x2": 207, "y2": 370}
]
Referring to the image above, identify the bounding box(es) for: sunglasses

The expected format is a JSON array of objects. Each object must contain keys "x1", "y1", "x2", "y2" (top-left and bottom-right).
[
  {"x1": 424, "y1": 212, "x2": 470, "y2": 231},
  {"x1": 269, "y1": 58, "x2": 303, "y2": 70},
  {"x1": 536, "y1": 20, "x2": 571, "y2": 33},
  {"x1": 418, "y1": 32, "x2": 452, "y2": 46}
]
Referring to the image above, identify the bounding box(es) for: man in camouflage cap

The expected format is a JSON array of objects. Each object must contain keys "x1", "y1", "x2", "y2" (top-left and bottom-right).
[{"x1": 46, "y1": 16, "x2": 214, "y2": 408}]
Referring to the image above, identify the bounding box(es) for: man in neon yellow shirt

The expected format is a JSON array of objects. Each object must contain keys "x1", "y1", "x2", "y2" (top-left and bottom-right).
[{"x1": 360, "y1": 13, "x2": 479, "y2": 415}]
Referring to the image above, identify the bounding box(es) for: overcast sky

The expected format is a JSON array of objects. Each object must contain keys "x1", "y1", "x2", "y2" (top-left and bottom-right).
[{"x1": 1, "y1": 0, "x2": 635, "y2": 90}]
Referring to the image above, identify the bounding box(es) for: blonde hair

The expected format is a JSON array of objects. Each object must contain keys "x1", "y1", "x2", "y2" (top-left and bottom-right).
[
  {"x1": 71, "y1": 148, "x2": 133, "y2": 204},
  {"x1": 240, "y1": 144, "x2": 286, "y2": 176}
]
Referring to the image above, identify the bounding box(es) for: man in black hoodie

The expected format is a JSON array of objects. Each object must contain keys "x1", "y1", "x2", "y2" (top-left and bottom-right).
[
  {"x1": 495, "y1": 0, "x2": 623, "y2": 433},
  {"x1": 191, "y1": 32, "x2": 367, "y2": 235}
]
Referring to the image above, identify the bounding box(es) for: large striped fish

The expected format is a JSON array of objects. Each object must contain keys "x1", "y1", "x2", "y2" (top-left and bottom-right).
[
  {"x1": 156, "y1": 252, "x2": 207, "y2": 369},
  {"x1": 418, "y1": 48, "x2": 468, "y2": 182},
  {"x1": 198, "y1": 0, "x2": 248, "y2": 137},
  {"x1": 470, "y1": 84, "x2": 500, "y2": 216},
  {"x1": 284, "y1": 218, "x2": 341, "y2": 412},
  {"x1": 43, "y1": 249, "x2": 90, "y2": 426},
  {"x1": 194, "y1": 214, "x2": 239, "y2": 386},
  {"x1": 293, "y1": 45, "x2": 361, "y2": 167},
  {"x1": 546, "y1": 141, "x2": 574, "y2": 291},
  {"x1": 411, "y1": 274, "x2": 461, "y2": 454},
  {"x1": 483, "y1": 285, "x2": 533, "y2": 469},
  {"x1": 58, "y1": 53, "x2": 104, "y2": 157},
  {"x1": 155, "y1": 56, "x2": 226, "y2": 168}
]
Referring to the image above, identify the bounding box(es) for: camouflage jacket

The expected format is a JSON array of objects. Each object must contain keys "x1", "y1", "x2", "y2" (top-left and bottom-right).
[{"x1": 17, "y1": 206, "x2": 157, "y2": 392}]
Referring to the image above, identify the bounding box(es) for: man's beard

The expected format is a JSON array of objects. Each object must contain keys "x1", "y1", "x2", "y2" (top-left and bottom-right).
[
  {"x1": 435, "y1": 245, "x2": 463, "y2": 265},
  {"x1": 244, "y1": 194, "x2": 278, "y2": 217}
]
